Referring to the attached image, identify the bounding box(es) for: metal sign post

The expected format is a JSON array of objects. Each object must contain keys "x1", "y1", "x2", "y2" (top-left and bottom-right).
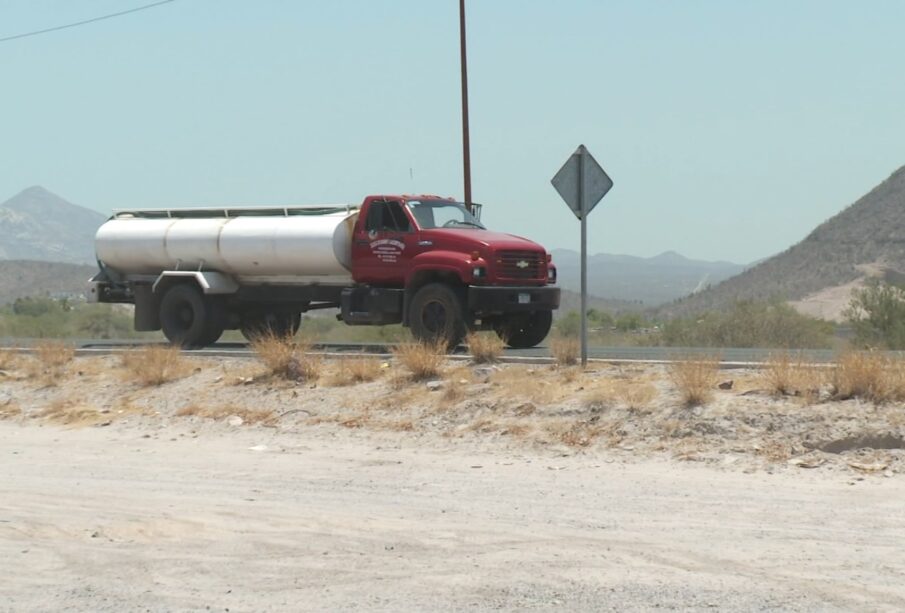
[{"x1": 551, "y1": 144, "x2": 613, "y2": 366}]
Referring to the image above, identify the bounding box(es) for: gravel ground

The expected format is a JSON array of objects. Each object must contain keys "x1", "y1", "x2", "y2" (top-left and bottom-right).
[{"x1": 1, "y1": 352, "x2": 905, "y2": 610}]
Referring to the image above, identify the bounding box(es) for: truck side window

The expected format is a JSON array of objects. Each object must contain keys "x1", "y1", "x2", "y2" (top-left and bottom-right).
[{"x1": 366, "y1": 201, "x2": 411, "y2": 233}]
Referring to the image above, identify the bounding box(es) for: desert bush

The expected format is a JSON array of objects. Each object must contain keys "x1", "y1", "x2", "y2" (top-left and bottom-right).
[
  {"x1": 34, "y1": 340, "x2": 76, "y2": 369},
  {"x1": 659, "y1": 300, "x2": 832, "y2": 349},
  {"x1": 392, "y1": 340, "x2": 446, "y2": 381},
  {"x1": 465, "y1": 332, "x2": 505, "y2": 364},
  {"x1": 550, "y1": 336, "x2": 579, "y2": 366},
  {"x1": 0, "y1": 349, "x2": 19, "y2": 371},
  {"x1": 616, "y1": 382, "x2": 658, "y2": 410},
  {"x1": 329, "y1": 358, "x2": 382, "y2": 386},
  {"x1": 844, "y1": 281, "x2": 905, "y2": 349},
  {"x1": 120, "y1": 345, "x2": 187, "y2": 386},
  {"x1": 176, "y1": 403, "x2": 276, "y2": 425},
  {"x1": 829, "y1": 351, "x2": 899, "y2": 403},
  {"x1": 669, "y1": 357, "x2": 719, "y2": 406},
  {"x1": 251, "y1": 333, "x2": 321, "y2": 381}
]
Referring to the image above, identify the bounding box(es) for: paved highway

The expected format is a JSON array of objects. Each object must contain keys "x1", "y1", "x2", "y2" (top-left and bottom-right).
[{"x1": 2, "y1": 337, "x2": 893, "y2": 365}]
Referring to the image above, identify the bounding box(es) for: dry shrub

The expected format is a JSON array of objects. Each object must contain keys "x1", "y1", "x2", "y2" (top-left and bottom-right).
[
  {"x1": 669, "y1": 357, "x2": 719, "y2": 407},
  {"x1": 120, "y1": 345, "x2": 187, "y2": 386},
  {"x1": 829, "y1": 351, "x2": 905, "y2": 403},
  {"x1": 329, "y1": 358, "x2": 382, "y2": 386},
  {"x1": 0, "y1": 401, "x2": 21, "y2": 419},
  {"x1": 760, "y1": 352, "x2": 826, "y2": 403},
  {"x1": 491, "y1": 366, "x2": 564, "y2": 405},
  {"x1": 251, "y1": 333, "x2": 320, "y2": 381},
  {"x1": 616, "y1": 382, "x2": 658, "y2": 411},
  {"x1": 0, "y1": 349, "x2": 19, "y2": 371},
  {"x1": 550, "y1": 336, "x2": 579, "y2": 366},
  {"x1": 37, "y1": 400, "x2": 108, "y2": 427},
  {"x1": 392, "y1": 340, "x2": 446, "y2": 381},
  {"x1": 34, "y1": 341, "x2": 76, "y2": 369},
  {"x1": 175, "y1": 403, "x2": 276, "y2": 425},
  {"x1": 466, "y1": 332, "x2": 505, "y2": 364},
  {"x1": 548, "y1": 420, "x2": 605, "y2": 448}
]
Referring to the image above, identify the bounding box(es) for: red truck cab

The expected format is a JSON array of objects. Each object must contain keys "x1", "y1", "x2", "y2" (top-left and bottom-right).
[{"x1": 344, "y1": 195, "x2": 560, "y2": 348}]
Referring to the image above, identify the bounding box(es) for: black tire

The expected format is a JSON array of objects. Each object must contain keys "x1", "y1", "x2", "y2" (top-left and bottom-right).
[
  {"x1": 159, "y1": 284, "x2": 226, "y2": 348},
  {"x1": 496, "y1": 310, "x2": 553, "y2": 349},
  {"x1": 409, "y1": 283, "x2": 466, "y2": 350},
  {"x1": 240, "y1": 311, "x2": 301, "y2": 342}
]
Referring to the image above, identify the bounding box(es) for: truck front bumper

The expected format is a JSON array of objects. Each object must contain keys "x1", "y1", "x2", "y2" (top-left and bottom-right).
[{"x1": 467, "y1": 285, "x2": 560, "y2": 313}]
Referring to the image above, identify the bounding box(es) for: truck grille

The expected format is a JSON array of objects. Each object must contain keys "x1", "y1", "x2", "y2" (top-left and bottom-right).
[{"x1": 497, "y1": 250, "x2": 545, "y2": 280}]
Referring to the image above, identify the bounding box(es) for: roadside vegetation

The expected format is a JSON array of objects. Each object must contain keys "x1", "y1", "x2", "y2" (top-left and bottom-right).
[{"x1": 844, "y1": 280, "x2": 905, "y2": 349}]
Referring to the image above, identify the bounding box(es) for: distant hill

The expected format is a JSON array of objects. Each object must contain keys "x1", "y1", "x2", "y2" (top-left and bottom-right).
[
  {"x1": 552, "y1": 249, "x2": 745, "y2": 306},
  {"x1": 0, "y1": 260, "x2": 97, "y2": 304},
  {"x1": 0, "y1": 186, "x2": 106, "y2": 265},
  {"x1": 660, "y1": 165, "x2": 905, "y2": 319}
]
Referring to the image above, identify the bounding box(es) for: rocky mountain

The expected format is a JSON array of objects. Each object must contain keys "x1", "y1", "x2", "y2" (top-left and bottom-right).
[
  {"x1": 0, "y1": 186, "x2": 106, "y2": 265},
  {"x1": 0, "y1": 260, "x2": 97, "y2": 304},
  {"x1": 660, "y1": 165, "x2": 905, "y2": 319},
  {"x1": 551, "y1": 249, "x2": 745, "y2": 306}
]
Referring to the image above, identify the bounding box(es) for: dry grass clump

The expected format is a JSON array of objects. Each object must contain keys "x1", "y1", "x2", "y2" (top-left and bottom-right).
[
  {"x1": 617, "y1": 382, "x2": 658, "y2": 411},
  {"x1": 465, "y1": 332, "x2": 505, "y2": 364},
  {"x1": 251, "y1": 333, "x2": 321, "y2": 382},
  {"x1": 0, "y1": 401, "x2": 21, "y2": 419},
  {"x1": 34, "y1": 341, "x2": 76, "y2": 369},
  {"x1": 37, "y1": 400, "x2": 109, "y2": 427},
  {"x1": 120, "y1": 345, "x2": 188, "y2": 386},
  {"x1": 392, "y1": 340, "x2": 446, "y2": 381},
  {"x1": 328, "y1": 358, "x2": 382, "y2": 386},
  {"x1": 669, "y1": 357, "x2": 719, "y2": 407},
  {"x1": 0, "y1": 349, "x2": 20, "y2": 371},
  {"x1": 829, "y1": 351, "x2": 905, "y2": 403},
  {"x1": 175, "y1": 403, "x2": 276, "y2": 425},
  {"x1": 550, "y1": 336, "x2": 579, "y2": 367},
  {"x1": 760, "y1": 353, "x2": 825, "y2": 403}
]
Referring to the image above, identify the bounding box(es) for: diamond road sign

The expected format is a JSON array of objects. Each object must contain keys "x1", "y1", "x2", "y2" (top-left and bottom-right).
[{"x1": 551, "y1": 144, "x2": 613, "y2": 220}]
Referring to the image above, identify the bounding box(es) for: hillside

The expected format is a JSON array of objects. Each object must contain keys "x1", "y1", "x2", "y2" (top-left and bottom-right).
[
  {"x1": 661, "y1": 165, "x2": 905, "y2": 318},
  {"x1": 552, "y1": 249, "x2": 744, "y2": 306},
  {"x1": 0, "y1": 186, "x2": 106, "y2": 265},
  {"x1": 0, "y1": 260, "x2": 97, "y2": 304}
]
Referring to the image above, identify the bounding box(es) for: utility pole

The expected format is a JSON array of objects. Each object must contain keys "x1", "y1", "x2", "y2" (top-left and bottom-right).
[{"x1": 459, "y1": 0, "x2": 472, "y2": 211}]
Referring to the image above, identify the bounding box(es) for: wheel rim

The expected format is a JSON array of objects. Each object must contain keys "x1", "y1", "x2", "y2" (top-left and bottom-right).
[{"x1": 422, "y1": 300, "x2": 448, "y2": 334}]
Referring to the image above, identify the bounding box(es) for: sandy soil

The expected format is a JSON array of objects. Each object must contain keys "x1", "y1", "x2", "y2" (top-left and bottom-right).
[{"x1": 2, "y1": 352, "x2": 905, "y2": 610}]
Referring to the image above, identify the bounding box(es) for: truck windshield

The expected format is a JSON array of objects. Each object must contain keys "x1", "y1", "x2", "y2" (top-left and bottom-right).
[{"x1": 406, "y1": 200, "x2": 486, "y2": 230}]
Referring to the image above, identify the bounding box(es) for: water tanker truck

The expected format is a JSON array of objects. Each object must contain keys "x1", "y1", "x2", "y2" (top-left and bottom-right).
[{"x1": 89, "y1": 195, "x2": 560, "y2": 348}]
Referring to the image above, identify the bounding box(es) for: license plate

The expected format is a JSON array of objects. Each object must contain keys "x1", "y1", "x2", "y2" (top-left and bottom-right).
[{"x1": 518, "y1": 293, "x2": 531, "y2": 304}]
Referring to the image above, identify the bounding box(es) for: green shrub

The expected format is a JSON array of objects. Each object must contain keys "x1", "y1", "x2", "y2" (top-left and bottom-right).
[
  {"x1": 658, "y1": 300, "x2": 832, "y2": 349},
  {"x1": 844, "y1": 281, "x2": 905, "y2": 349}
]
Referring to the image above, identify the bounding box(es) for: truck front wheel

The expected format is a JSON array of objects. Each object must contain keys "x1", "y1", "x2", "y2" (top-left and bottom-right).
[
  {"x1": 159, "y1": 284, "x2": 226, "y2": 348},
  {"x1": 495, "y1": 310, "x2": 553, "y2": 349},
  {"x1": 409, "y1": 283, "x2": 466, "y2": 349}
]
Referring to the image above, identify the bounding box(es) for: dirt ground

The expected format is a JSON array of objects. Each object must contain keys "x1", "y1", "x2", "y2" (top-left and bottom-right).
[{"x1": 2, "y1": 352, "x2": 905, "y2": 610}]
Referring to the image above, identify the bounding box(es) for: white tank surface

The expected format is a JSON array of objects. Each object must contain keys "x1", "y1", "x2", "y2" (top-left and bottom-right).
[{"x1": 95, "y1": 206, "x2": 359, "y2": 280}]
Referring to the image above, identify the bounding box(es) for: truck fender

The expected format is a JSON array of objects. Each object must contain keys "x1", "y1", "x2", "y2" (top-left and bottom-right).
[
  {"x1": 403, "y1": 257, "x2": 470, "y2": 326},
  {"x1": 151, "y1": 271, "x2": 240, "y2": 295}
]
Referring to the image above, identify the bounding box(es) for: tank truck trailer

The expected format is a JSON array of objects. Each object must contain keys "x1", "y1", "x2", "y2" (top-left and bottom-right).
[{"x1": 89, "y1": 195, "x2": 560, "y2": 349}]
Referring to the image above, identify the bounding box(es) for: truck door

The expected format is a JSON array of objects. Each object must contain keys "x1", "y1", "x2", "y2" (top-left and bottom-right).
[{"x1": 352, "y1": 200, "x2": 417, "y2": 285}]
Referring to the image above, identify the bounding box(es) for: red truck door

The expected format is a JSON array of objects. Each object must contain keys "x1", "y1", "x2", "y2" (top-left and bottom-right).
[{"x1": 352, "y1": 200, "x2": 418, "y2": 285}]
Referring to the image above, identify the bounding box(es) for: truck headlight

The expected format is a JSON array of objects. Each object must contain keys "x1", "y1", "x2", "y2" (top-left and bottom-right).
[
  {"x1": 473, "y1": 266, "x2": 486, "y2": 279},
  {"x1": 547, "y1": 267, "x2": 557, "y2": 283}
]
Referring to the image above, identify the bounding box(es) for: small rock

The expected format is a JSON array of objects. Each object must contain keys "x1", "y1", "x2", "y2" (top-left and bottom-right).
[
  {"x1": 213, "y1": 375, "x2": 223, "y2": 383},
  {"x1": 718, "y1": 380, "x2": 734, "y2": 390},
  {"x1": 227, "y1": 415, "x2": 244, "y2": 427},
  {"x1": 426, "y1": 380, "x2": 445, "y2": 391},
  {"x1": 248, "y1": 444, "x2": 268, "y2": 452}
]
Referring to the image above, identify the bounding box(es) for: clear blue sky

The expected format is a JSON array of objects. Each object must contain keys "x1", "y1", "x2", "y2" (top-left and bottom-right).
[{"x1": 3, "y1": 1, "x2": 904, "y2": 264}]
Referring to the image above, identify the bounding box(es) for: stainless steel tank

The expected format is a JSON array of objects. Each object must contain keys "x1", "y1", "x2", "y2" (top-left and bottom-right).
[{"x1": 95, "y1": 210, "x2": 358, "y2": 280}]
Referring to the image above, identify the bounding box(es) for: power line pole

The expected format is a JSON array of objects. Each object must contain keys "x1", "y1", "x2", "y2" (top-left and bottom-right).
[{"x1": 459, "y1": 0, "x2": 472, "y2": 211}]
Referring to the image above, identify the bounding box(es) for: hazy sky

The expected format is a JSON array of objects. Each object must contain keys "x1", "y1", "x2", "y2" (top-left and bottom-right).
[{"x1": 3, "y1": 1, "x2": 904, "y2": 264}]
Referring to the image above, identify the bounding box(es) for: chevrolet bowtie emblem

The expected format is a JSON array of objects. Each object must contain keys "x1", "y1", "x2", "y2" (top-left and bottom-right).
[{"x1": 516, "y1": 260, "x2": 529, "y2": 269}]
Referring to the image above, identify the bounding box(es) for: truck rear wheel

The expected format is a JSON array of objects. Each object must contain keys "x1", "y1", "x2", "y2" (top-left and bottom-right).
[
  {"x1": 240, "y1": 311, "x2": 301, "y2": 341},
  {"x1": 159, "y1": 284, "x2": 226, "y2": 348},
  {"x1": 409, "y1": 283, "x2": 466, "y2": 350},
  {"x1": 496, "y1": 310, "x2": 553, "y2": 349}
]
